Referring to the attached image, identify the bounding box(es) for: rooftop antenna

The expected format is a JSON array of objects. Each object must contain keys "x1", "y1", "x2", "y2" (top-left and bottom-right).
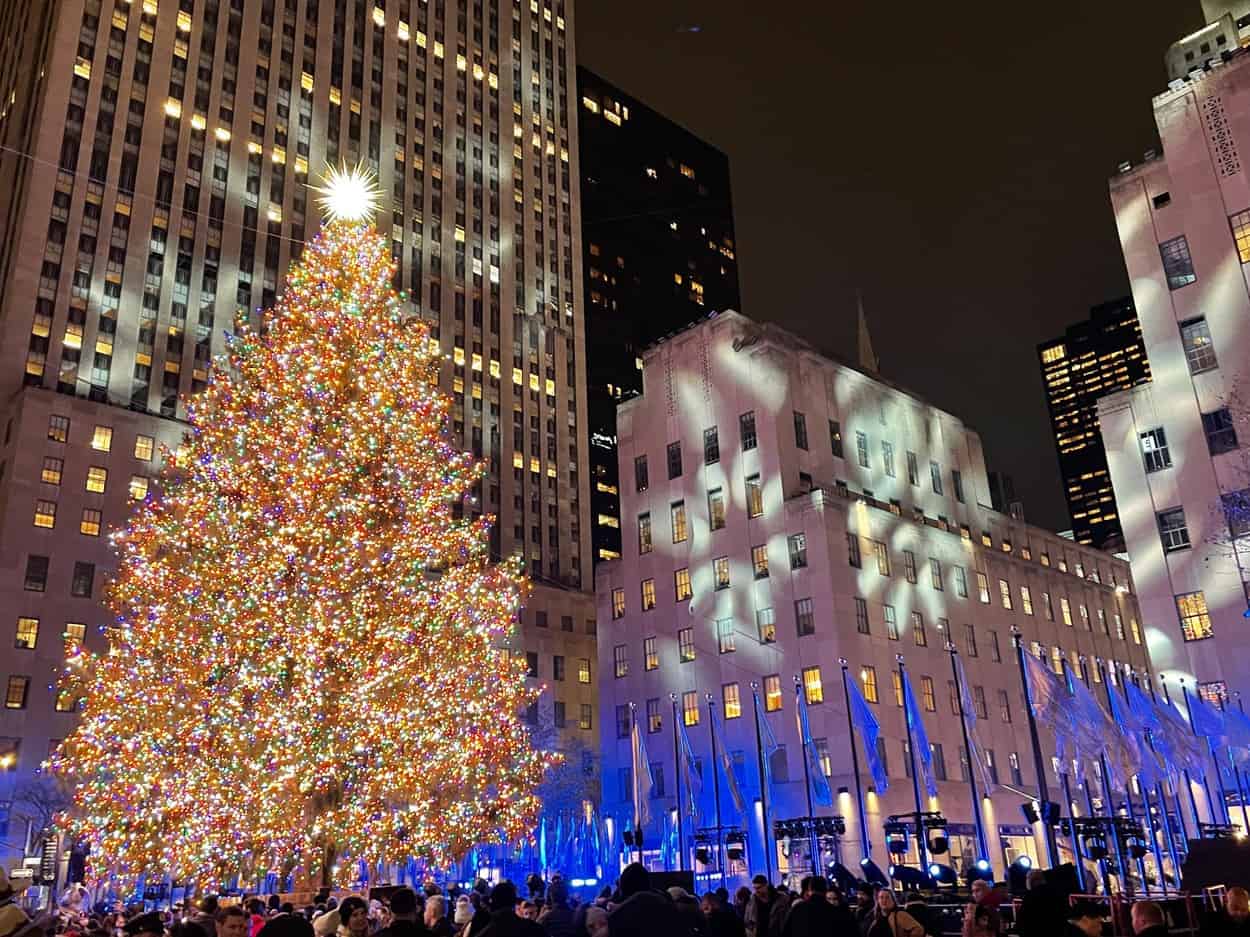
[{"x1": 857, "y1": 288, "x2": 881, "y2": 373}]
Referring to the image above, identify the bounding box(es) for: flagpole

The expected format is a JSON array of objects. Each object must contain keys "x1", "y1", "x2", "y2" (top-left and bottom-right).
[
  {"x1": 1059, "y1": 768, "x2": 1086, "y2": 892},
  {"x1": 840, "y1": 659, "x2": 872, "y2": 862},
  {"x1": 1013, "y1": 629, "x2": 1059, "y2": 867},
  {"x1": 1223, "y1": 694, "x2": 1250, "y2": 835},
  {"x1": 896, "y1": 655, "x2": 929, "y2": 872},
  {"x1": 1155, "y1": 675, "x2": 1202, "y2": 835},
  {"x1": 751, "y1": 684, "x2": 774, "y2": 883},
  {"x1": 1094, "y1": 659, "x2": 1132, "y2": 896},
  {"x1": 671, "y1": 694, "x2": 685, "y2": 872},
  {"x1": 1182, "y1": 680, "x2": 1229, "y2": 825},
  {"x1": 794, "y1": 676, "x2": 820, "y2": 872},
  {"x1": 1140, "y1": 784, "x2": 1168, "y2": 896},
  {"x1": 1080, "y1": 771, "x2": 1113, "y2": 895},
  {"x1": 1237, "y1": 693, "x2": 1250, "y2": 835},
  {"x1": 947, "y1": 644, "x2": 988, "y2": 863},
  {"x1": 630, "y1": 702, "x2": 643, "y2": 864},
  {"x1": 1126, "y1": 664, "x2": 1184, "y2": 889},
  {"x1": 706, "y1": 694, "x2": 724, "y2": 888}
]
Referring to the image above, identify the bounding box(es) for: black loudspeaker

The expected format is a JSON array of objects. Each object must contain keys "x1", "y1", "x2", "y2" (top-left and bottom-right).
[
  {"x1": 1181, "y1": 838, "x2": 1250, "y2": 892},
  {"x1": 646, "y1": 871, "x2": 696, "y2": 895}
]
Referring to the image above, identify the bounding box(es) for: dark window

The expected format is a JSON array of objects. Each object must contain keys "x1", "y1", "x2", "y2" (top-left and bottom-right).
[
  {"x1": 1202, "y1": 408, "x2": 1238, "y2": 455},
  {"x1": 666, "y1": 441, "x2": 682, "y2": 479},
  {"x1": 24, "y1": 556, "x2": 49, "y2": 592},
  {"x1": 1222, "y1": 489, "x2": 1250, "y2": 539},
  {"x1": 1140, "y1": 428, "x2": 1172, "y2": 473},
  {"x1": 1160, "y1": 235, "x2": 1196, "y2": 289},
  {"x1": 793, "y1": 411, "x2": 808, "y2": 450},
  {"x1": 70, "y1": 562, "x2": 95, "y2": 597},
  {"x1": 739, "y1": 411, "x2": 757, "y2": 451},
  {"x1": 829, "y1": 420, "x2": 843, "y2": 458},
  {"x1": 634, "y1": 455, "x2": 648, "y2": 492},
  {"x1": 952, "y1": 469, "x2": 965, "y2": 503},
  {"x1": 1152, "y1": 192, "x2": 1171, "y2": 209},
  {"x1": 703, "y1": 426, "x2": 719, "y2": 465},
  {"x1": 1158, "y1": 507, "x2": 1191, "y2": 552}
]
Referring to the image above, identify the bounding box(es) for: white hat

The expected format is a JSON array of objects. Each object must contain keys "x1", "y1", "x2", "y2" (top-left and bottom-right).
[{"x1": 453, "y1": 897, "x2": 473, "y2": 926}]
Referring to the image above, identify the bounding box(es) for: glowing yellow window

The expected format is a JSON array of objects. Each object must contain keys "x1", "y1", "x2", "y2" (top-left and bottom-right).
[
  {"x1": 452, "y1": 375, "x2": 464, "y2": 394},
  {"x1": 85, "y1": 466, "x2": 107, "y2": 493},
  {"x1": 215, "y1": 126, "x2": 231, "y2": 141},
  {"x1": 605, "y1": 110, "x2": 621, "y2": 126},
  {"x1": 545, "y1": 378, "x2": 555, "y2": 396},
  {"x1": 415, "y1": 30, "x2": 427, "y2": 47},
  {"x1": 64, "y1": 622, "x2": 86, "y2": 649},
  {"x1": 529, "y1": 374, "x2": 540, "y2": 392},
  {"x1": 371, "y1": 6, "x2": 385, "y2": 26},
  {"x1": 95, "y1": 336, "x2": 113, "y2": 355},
  {"x1": 329, "y1": 86, "x2": 342, "y2": 105},
  {"x1": 91, "y1": 426, "x2": 112, "y2": 452},
  {"x1": 453, "y1": 346, "x2": 466, "y2": 366},
  {"x1": 529, "y1": 456, "x2": 540, "y2": 474},
  {"x1": 428, "y1": 337, "x2": 441, "y2": 355},
  {"x1": 433, "y1": 40, "x2": 444, "y2": 58},
  {"x1": 164, "y1": 98, "x2": 182, "y2": 117},
  {"x1": 489, "y1": 359, "x2": 501, "y2": 378},
  {"x1": 129, "y1": 475, "x2": 149, "y2": 500},
  {"x1": 190, "y1": 113, "x2": 206, "y2": 130},
  {"x1": 41, "y1": 457, "x2": 63, "y2": 485},
  {"x1": 74, "y1": 58, "x2": 92, "y2": 79},
  {"x1": 133, "y1": 435, "x2": 154, "y2": 460},
  {"x1": 33, "y1": 500, "x2": 56, "y2": 528},
  {"x1": 80, "y1": 508, "x2": 102, "y2": 537},
  {"x1": 473, "y1": 63, "x2": 484, "y2": 80},
  {"x1": 456, "y1": 53, "x2": 467, "y2": 71},
  {"x1": 62, "y1": 323, "x2": 83, "y2": 349},
  {"x1": 396, "y1": 20, "x2": 409, "y2": 39},
  {"x1": 471, "y1": 353, "x2": 483, "y2": 372},
  {"x1": 301, "y1": 71, "x2": 314, "y2": 91},
  {"x1": 513, "y1": 451, "x2": 524, "y2": 469},
  {"x1": 454, "y1": 225, "x2": 465, "y2": 242},
  {"x1": 271, "y1": 146, "x2": 286, "y2": 164},
  {"x1": 512, "y1": 368, "x2": 523, "y2": 385},
  {"x1": 582, "y1": 96, "x2": 599, "y2": 113},
  {"x1": 15, "y1": 617, "x2": 38, "y2": 649},
  {"x1": 294, "y1": 156, "x2": 308, "y2": 175}
]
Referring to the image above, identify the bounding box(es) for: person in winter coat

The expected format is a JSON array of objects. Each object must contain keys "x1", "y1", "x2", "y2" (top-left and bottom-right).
[
  {"x1": 423, "y1": 897, "x2": 451, "y2": 937},
  {"x1": 536, "y1": 881, "x2": 576, "y2": 937},
  {"x1": 861, "y1": 890, "x2": 923, "y2": 937},
  {"x1": 743, "y1": 878, "x2": 788, "y2": 937},
  {"x1": 700, "y1": 893, "x2": 744, "y2": 937},
  {"x1": 476, "y1": 883, "x2": 544, "y2": 937},
  {"x1": 779, "y1": 878, "x2": 843, "y2": 937},
  {"x1": 665, "y1": 889, "x2": 704, "y2": 937},
  {"x1": 605, "y1": 864, "x2": 683, "y2": 937}
]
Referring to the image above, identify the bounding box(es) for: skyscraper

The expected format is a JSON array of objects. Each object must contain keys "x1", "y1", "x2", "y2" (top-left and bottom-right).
[
  {"x1": 0, "y1": 0, "x2": 595, "y2": 867},
  {"x1": 575, "y1": 67, "x2": 740, "y2": 563},
  {"x1": 1099, "y1": 9, "x2": 1250, "y2": 704},
  {"x1": 1038, "y1": 297, "x2": 1150, "y2": 552}
]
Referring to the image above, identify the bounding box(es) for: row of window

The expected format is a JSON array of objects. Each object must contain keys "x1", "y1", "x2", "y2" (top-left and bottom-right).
[
  {"x1": 38, "y1": 457, "x2": 151, "y2": 499},
  {"x1": 22, "y1": 556, "x2": 96, "y2": 596},
  {"x1": 41, "y1": 413, "x2": 157, "y2": 460},
  {"x1": 630, "y1": 413, "x2": 963, "y2": 502},
  {"x1": 3, "y1": 674, "x2": 75, "y2": 712},
  {"x1": 520, "y1": 650, "x2": 591, "y2": 684}
]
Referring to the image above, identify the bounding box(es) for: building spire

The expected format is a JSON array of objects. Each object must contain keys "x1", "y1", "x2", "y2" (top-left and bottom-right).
[{"x1": 857, "y1": 289, "x2": 880, "y2": 373}]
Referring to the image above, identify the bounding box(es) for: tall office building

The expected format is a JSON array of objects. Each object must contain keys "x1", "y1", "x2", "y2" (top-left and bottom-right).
[
  {"x1": 1099, "y1": 12, "x2": 1250, "y2": 704},
  {"x1": 575, "y1": 67, "x2": 740, "y2": 564},
  {"x1": 1038, "y1": 297, "x2": 1150, "y2": 552},
  {"x1": 0, "y1": 0, "x2": 596, "y2": 869},
  {"x1": 597, "y1": 310, "x2": 1153, "y2": 882}
]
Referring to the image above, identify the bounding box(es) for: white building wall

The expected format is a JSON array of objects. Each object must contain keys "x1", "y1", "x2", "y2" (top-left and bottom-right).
[
  {"x1": 600, "y1": 311, "x2": 1152, "y2": 884},
  {"x1": 1101, "y1": 51, "x2": 1250, "y2": 699}
]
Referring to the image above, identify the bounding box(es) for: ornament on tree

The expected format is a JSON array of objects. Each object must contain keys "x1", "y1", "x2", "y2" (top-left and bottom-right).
[{"x1": 48, "y1": 165, "x2": 554, "y2": 889}]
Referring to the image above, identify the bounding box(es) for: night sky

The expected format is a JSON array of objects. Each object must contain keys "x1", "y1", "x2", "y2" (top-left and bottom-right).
[{"x1": 576, "y1": 0, "x2": 1201, "y2": 535}]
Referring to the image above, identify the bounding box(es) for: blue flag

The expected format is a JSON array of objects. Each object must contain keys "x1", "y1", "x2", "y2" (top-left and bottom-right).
[
  {"x1": 754, "y1": 689, "x2": 781, "y2": 798},
  {"x1": 901, "y1": 670, "x2": 938, "y2": 798},
  {"x1": 1105, "y1": 679, "x2": 1160, "y2": 789},
  {"x1": 847, "y1": 669, "x2": 889, "y2": 793},
  {"x1": 795, "y1": 682, "x2": 834, "y2": 806},
  {"x1": 1187, "y1": 688, "x2": 1227, "y2": 738},
  {"x1": 677, "y1": 718, "x2": 704, "y2": 823},
  {"x1": 955, "y1": 655, "x2": 996, "y2": 794},
  {"x1": 711, "y1": 709, "x2": 747, "y2": 815}
]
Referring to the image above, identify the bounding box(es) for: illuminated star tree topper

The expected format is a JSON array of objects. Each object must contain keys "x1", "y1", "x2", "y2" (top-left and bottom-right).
[{"x1": 48, "y1": 163, "x2": 554, "y2": 889}]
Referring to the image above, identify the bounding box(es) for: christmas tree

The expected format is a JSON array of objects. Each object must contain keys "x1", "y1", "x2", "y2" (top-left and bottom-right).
[{"x1": 49, "y1": 166, "x2": 553, "y2": 888}]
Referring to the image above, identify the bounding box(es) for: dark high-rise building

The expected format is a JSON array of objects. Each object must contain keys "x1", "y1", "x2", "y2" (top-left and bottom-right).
[
  {"x1": 1038, "y1": 297, "x2": 1150, "y2": 551},
  {"x1": 576, "y1": 66, "x2": 740, "y2": 563}
]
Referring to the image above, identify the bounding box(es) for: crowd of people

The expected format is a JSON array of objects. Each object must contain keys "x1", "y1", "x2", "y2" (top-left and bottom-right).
[{"x1": 3, "y1": 863, "x2": 1250, "y2": 937}]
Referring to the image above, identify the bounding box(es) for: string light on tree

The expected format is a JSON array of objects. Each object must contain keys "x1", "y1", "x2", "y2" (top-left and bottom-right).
[{"x1": 47, "y1": 164, "x2": 555, "y2": 889}]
